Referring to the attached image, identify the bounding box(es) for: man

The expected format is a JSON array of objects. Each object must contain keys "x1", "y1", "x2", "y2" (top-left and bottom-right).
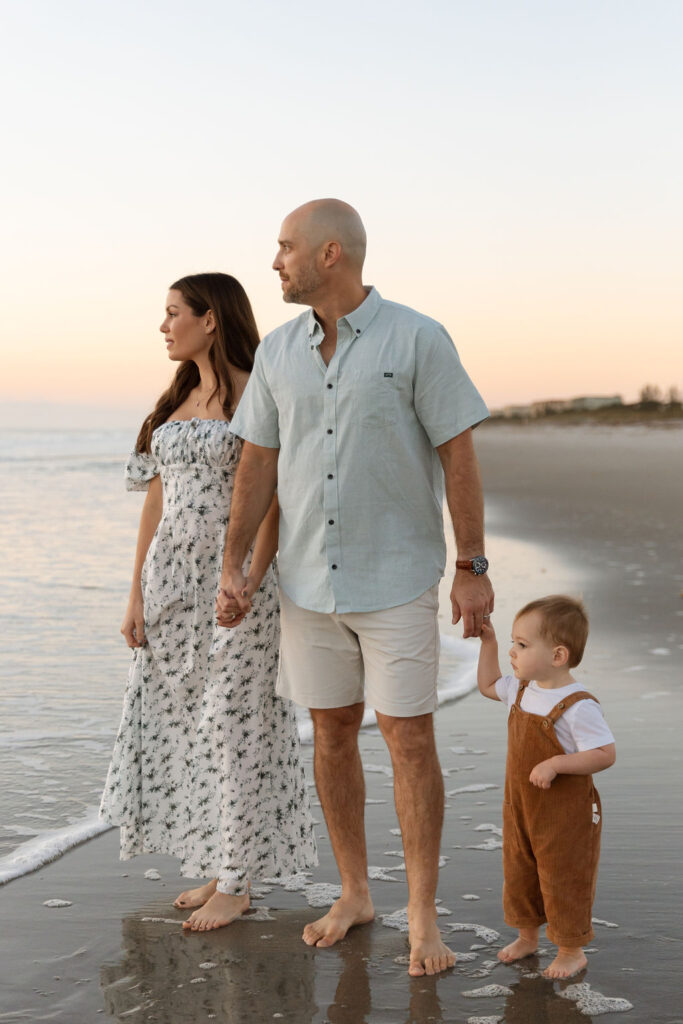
[{"x1": 218, "y1": 199, "x2": 493, "y2": 977}]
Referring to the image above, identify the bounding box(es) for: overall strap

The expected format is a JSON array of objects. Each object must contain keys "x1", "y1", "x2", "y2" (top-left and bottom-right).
[
  {"x1": 514, "y1": 681, "x2": 529, "y2": 707},
  {"x1": 547, "y1": 690, "x2": 599, "y2": 724}
]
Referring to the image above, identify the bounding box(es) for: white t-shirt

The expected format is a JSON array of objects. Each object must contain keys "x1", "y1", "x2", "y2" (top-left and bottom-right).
[{"x1": 494, "y1": 676, "x2": 615, "y2": 754}]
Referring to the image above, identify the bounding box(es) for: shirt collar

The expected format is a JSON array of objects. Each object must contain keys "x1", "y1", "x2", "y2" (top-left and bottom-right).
[{"x1": 306, "y1": 286, "x2": 382, "y2": 340}]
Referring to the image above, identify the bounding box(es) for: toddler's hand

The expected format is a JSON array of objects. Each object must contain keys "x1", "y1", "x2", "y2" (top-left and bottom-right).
[
  {"x1": 479, "y1": 619, "x2": 497, "y2": 643},
  {"x1": 529, "y1": 760, "x2": 558, "y2": 789}
]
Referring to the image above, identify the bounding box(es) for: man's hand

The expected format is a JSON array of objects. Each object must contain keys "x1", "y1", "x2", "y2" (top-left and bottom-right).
[
  {"x1": 216, "y1": 589, "x2": 249, "y2": 628},
  {"x1": 451, "y1": 570, "x2": 494, "y2": 638},
  {"x1": 216, "y1": 566, "x2": 257, "y2": 628},
  {"x1": 529, "y1": 759, "x2": 558, "y2": 790}
]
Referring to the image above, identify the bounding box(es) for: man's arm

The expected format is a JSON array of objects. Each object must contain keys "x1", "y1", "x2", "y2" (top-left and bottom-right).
[
  {"x1": 219, "y1": 441, "x2": 279, "y2": 614},
  {"x1": 436, "y1": 428, "x2": 494, "y2": 637}
]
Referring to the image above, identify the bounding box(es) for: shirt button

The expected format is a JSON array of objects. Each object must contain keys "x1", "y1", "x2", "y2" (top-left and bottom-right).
[
  {"x1": 356, "y1": 329, "x2": 361, "y2": 334},
  {"x1": 328, "y1": 519, "x2": 334, "y2": 525},
  {"x1": 327, "y1": 474, "x2": 334, "y2": 479},
  {"x1": 327, "y1": 383, "x2": 333, "y2": 389},
  {"x1": 331, "y1": 564, "x2": 338, "y2": 570},
  {"x1": 326, "y1": 429, "x2": 333, "y2": 434}
]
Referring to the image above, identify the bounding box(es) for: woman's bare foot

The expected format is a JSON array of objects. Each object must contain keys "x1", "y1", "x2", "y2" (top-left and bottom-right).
[
  {"x1": 498, "y1": 928, "x2": 539, "y2": 963},
  {"x1": 407, "y1": 907, "x2": 456, "y2": 976},
  {"x1": 182, "y1": 890, "x2": 250, "y2": 931},
  {"x1": 543, "y1": 947, "x2": 587, "y2": 979},
  {"x1": 173, "y1": 878, "x2": 217, "y2": 909},
  {"x1": 302, "y1": 894, "x2": 375, "y2": 948}
]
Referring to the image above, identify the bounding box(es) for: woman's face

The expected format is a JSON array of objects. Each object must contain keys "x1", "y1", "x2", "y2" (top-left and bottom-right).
[{"x1": 159, "y1": 289, "x2": 212, "y2": 362}]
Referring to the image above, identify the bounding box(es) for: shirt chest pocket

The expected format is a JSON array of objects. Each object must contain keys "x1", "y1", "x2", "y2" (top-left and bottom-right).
[{"x1": 338, "y1": 370, "x2": 409, "y2": 426}]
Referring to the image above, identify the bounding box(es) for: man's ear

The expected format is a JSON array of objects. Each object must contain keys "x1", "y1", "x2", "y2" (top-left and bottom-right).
[
  {"x1": 321, "y1": 240, "x2": 342, "y2": 268},
  {"x1": 204, "y1": 309, "x2": 216, "y2": 334},
  {"x1": 553, "y1": 645, "x2": 570, "y2": 667}
]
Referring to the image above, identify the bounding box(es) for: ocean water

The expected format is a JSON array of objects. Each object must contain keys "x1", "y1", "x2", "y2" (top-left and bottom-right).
[{"x1": 0, "y1": 429, "x2": 482, "y2": 884}]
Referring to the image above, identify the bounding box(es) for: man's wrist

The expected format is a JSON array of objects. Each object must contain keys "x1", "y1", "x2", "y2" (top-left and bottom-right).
[{"x1": 455, "y1": 554, "x2": 489, "y2": 576}]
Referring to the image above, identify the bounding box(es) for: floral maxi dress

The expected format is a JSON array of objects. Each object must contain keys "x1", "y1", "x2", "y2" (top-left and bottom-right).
[{"x1": 100, "y1": 418, "x2": 317, "y2": 894}]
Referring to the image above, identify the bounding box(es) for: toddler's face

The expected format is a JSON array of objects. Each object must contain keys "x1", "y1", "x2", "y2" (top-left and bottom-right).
[{"x1": 509, "y1": 611, "x2": 557, "y2": 683}]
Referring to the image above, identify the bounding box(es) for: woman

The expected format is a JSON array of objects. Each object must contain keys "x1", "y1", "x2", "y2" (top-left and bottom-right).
[{"x1": 100, "y1": 273, "x2": 317, "y2": 931}]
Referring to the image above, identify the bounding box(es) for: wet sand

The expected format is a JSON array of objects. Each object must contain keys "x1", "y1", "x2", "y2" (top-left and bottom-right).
[{"x1": 1, "y1": 424, "x2": 682, "y2": 1023}]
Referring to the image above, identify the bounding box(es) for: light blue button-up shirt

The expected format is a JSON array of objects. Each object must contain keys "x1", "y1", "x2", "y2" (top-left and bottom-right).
[{"x1": 229, "y1": 287, "x2": 488, "y2": 613}]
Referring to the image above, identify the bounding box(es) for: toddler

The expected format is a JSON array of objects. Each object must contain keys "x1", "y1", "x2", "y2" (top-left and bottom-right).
[{"x1": 478, "y1": 595, "x2": 615, "y2": 979}]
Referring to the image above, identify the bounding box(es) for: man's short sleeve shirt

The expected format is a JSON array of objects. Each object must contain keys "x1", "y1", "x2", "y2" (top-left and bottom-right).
[{"x1": 229, "y1": 287, "x2": 489, "y2": 613}]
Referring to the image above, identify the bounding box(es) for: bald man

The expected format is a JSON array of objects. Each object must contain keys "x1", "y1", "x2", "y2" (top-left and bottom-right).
[{"x1": 220, "y1": 199, "x2": 493, "y2": 977}]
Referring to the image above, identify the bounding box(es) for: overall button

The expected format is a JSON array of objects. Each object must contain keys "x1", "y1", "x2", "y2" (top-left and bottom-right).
[{"x1": 542, "y1": 720, "x2": 549, "y2": 729}]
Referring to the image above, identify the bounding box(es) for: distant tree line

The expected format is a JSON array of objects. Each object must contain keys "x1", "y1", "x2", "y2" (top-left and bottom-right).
[{"x1": 639, "y1": 384, "x2": 682, "y2": 406}]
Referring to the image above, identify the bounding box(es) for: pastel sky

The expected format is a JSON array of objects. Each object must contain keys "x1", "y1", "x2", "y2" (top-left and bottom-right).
[{"x1": 2, "y1": 0, "x2": 681, "y2": 427}]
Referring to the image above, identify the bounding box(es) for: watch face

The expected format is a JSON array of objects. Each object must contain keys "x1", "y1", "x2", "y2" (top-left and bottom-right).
[{"x1": 471, "y1": 555, "x2": 489, "y2": 576}]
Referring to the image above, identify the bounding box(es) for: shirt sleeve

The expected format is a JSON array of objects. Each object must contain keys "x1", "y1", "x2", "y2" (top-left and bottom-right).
[
  {"x1": 124, "y1": 449, "x2": 159, "y2": 491},
  {"x1": 413, "y1": 323, "x2": 489, "y2": 448},
  {"x1": 228, "y1": 344, "x2": 280, "y2": 449},
  {"x1": 565, "y1": 701, "x2": 615, "y2": 752},
  {"x1": 494, "y1": 674, "x2": 518, "y2": 707}
]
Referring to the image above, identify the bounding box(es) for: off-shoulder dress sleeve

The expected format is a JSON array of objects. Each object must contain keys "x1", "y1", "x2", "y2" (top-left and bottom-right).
[{"x1": 124, "y1": 449, "x2": 160, "y2": 491}]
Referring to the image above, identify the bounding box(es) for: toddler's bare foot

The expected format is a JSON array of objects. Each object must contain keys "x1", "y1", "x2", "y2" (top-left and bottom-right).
[
  {"x1": 174, "y1": 878, "x2": 217, "y2": 909},
  {"x1": 302, "y1": 893, "x2": 374, "y2": 948},
  {"x1": 498, "y1": 930, "x2": 539, "y2": 963},
  {"x1": 544, "y1": 947, "x2": 587, "y2": 979},
  {"x1": 182, "y1": 890, "x2": 249, "y2": 931}
]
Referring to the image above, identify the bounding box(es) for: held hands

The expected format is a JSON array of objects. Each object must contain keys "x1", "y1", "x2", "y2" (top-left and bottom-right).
[
  {"x1": 216, "y1": 566, "x2": 258, "y2": 629},
  {"x1": 479, "y1": 619, "x2": 497, "y2": 644},
  {"x1": 121, "y1": 590, "x2": 145, "y2": 648},
  {"x1": 451, "y1": 570, "x2": 494, "y2": 638},
  {"x1": 529, "y1": 759, "x2": 558, "y2": 789}
]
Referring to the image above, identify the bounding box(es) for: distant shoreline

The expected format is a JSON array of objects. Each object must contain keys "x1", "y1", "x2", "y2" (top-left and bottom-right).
[{"x1": 483, "y1": 403, "x2": 683, "y2": 428}]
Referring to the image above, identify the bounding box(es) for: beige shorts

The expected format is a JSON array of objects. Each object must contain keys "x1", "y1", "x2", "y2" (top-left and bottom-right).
[{"x1": 277, "y1": 585, "x2": 440, "y2": 718}]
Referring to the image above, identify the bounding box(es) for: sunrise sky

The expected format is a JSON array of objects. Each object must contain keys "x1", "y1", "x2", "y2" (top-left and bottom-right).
[{"x1": 2, "y1": 0, "x2": 681, "y2": 427}]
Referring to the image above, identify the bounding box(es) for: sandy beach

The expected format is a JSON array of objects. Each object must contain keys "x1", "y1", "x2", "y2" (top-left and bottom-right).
[{"x1": 1, "y1": 424, "x2": 681, "y2": 1023}]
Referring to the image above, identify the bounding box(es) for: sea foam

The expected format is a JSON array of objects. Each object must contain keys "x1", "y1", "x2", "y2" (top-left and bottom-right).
[{"x1": 1, "y1": 634, "x2": 477, "y2": 886}]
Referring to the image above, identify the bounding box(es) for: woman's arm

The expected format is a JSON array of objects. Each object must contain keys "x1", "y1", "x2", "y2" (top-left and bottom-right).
[
  {"x1": 216, "y1": 493, "x2": 279, "y2": 628},
  {"x1": 530, "y1": 744, "x2": 616, "y2": 789},
  {"x1": 121, "y1": 474, "x2": 163, "y2": 648}
]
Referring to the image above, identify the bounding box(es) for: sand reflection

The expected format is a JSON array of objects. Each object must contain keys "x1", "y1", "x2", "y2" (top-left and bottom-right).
[{"x1": 101, "y1": 908, "x2": 319, "y2": 1023}]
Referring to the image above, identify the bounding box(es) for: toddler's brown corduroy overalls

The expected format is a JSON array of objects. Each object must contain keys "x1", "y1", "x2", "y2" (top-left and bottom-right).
[{"x1": 503, "y1": 681, "x2": 602, "y2": 947}]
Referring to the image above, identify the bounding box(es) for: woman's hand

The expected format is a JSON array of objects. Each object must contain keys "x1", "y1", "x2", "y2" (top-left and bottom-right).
[
  {"x1": 216, "y1": 586, "x2": 251, "y2": 628},
  {"x1": 121, "y1": 590, "x2": 146, "y2": 648}
]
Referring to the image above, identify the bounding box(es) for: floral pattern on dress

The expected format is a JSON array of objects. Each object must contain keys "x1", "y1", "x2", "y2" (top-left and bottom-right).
[{"x1": 100, "y1": 418, "x2": 317, "y2": 894}]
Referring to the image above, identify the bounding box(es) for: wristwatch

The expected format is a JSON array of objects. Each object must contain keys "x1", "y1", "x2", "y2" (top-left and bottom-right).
[{"x1": 456, "y1": 555, "x2": 489, "y2": 576}]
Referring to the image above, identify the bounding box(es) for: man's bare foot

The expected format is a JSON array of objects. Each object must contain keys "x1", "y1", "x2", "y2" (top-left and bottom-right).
[
  {"x1": 302, "y1": 894, "x2": 375, "y2": 948},
  {"x1": 173, "y1": 878, "x2": 217, "y2": 909},
  {"x1": 408, "y1": 909, "x2": 456, "y2": 977},
  {"x1": 543, "y1": 947, "x2": 587, "y2": 979},
  {"x1": 498, "y1": 930, "x2": 539, "y2": 963},
  {"x1": 182, "y1": 890, "x2": 249, "y2": 932}
]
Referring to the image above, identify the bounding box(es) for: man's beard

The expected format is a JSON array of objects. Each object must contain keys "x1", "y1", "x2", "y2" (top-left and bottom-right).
[{"x1": 283, "y1": 262, "x2": 323, "y2": 304}]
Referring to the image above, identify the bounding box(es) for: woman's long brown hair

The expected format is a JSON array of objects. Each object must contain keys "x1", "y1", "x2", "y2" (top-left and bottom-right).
[{"x1": 136, "y1": 273, "x2": 260, "y2": 453}]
